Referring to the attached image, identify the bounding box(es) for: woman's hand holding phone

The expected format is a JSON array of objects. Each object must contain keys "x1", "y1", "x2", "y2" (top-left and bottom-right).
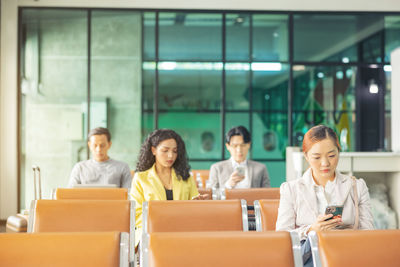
[
  {"x1": 191, "y1": 194, "x2": 209, "y2": 200},
  {"x1": 307, "y1": 214, "x2": 342, "y2": 233}
]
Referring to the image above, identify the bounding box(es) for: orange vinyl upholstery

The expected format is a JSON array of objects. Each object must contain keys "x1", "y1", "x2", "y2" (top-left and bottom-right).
[
  {"x1": 145, "y1": 231, "x2": 300, "y2": 267},
  {"x1": 191, "y1": 169, "x2": 210, "y2": 188},
  {"x1": 145, "y1": 200, "x2": 246, "y2": 233},
  {"x1": 30, "y1": 199, "x2": 134, "y2": 265},
  {"x1": 55, "y1": 188, "x2": 128, "y2": 200},
  {"x1": 256, "y1": 199, "x2": 280, "y2": 231},
  {"x1": 316, "y1": 230, "x2": 400, "y2": 267},
  {"x1": 0, "y1": 232, "x2": 127, "y2": 267},
  {"x1": 225, "y1": 188, "x2": 280, "y2": 204},
  {"x1": 30, "y1": 200, "x2": 131, "y2": 233}
]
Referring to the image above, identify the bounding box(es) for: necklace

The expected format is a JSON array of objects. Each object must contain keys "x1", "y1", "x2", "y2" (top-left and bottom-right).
[{"x1": 158, "y1": 174, "x2": 172, "y2": 189}]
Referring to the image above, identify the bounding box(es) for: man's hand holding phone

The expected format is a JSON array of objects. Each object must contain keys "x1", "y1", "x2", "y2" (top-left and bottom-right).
[{"x1": 228, "y1": 166, "x2": 245, "y2": 188}]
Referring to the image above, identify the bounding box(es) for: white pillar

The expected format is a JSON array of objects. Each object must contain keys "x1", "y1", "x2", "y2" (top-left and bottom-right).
[
  {"x1": 0, "y1": 0, "x2": 19, "y2": 219},
  {"x1": 391, "y1": 48, "x2": 400, "y2": 152}
]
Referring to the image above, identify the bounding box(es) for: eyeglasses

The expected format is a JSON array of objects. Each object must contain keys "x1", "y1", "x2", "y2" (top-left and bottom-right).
[{"x1": 229, "y1": 143, "x2": 249, "y2": 149}]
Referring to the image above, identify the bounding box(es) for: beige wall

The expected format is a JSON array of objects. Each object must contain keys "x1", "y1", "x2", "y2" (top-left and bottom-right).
[{"x1": 1, "y1": 0, "x2": 400, "y2": 219}]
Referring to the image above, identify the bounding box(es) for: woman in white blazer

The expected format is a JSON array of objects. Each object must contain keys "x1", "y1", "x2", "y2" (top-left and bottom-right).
[{"x1": 276, "y1": 125, "x2": 374, "y2": 266}]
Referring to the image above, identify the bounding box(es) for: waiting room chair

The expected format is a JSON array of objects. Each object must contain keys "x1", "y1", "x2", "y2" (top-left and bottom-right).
[
  {"x1": 191, "y1": 169, "x2": 210, "y2": 188},
  {"x1": 309, "y1": 230, "x2": 400, "y2": 267},
  {"x1": 142, "y1": 231, "x2": 302, "y2": 267},
  {"x1": 0, "y1": 231, "x2": 129, "y2": 267},
  {"x1": 28, "y1": 199, "x2": 135, "y2": 265},
  {"x1": 141, "y1": 199, "x2": 248, "y2": 263},
  {"x1": 55, "y1": 188, "x2": 128, "y2": 200},
  {"x1": 142, "y1": 199, "x2": 248, "y2": 234},
  {"x1": 254, "y1": 199, "x2": 280, "y2": 231}
]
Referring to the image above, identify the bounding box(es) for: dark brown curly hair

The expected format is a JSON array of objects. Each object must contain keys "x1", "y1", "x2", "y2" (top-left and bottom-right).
[{"x1": 136, "y1": 129, "x2": 191, "y2": 180}]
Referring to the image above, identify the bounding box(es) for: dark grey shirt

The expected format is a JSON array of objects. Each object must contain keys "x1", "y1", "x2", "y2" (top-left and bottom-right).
[{"x1": 68, "y1": 158, "x2": 132, "y2": 188}]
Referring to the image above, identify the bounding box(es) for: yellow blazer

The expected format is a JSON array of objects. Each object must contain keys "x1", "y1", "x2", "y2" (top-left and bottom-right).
[{"x1": 130, "y1": 164, "x2": 199, "y2": 247}]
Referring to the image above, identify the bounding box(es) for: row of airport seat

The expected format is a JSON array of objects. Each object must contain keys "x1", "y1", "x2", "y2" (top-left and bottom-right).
[
  {"x1": 140, "y1": 229, "x2": 400, "y2": 267},
  {"x1": 3, "y1": 187, "x2": 400, "y2": 266}
]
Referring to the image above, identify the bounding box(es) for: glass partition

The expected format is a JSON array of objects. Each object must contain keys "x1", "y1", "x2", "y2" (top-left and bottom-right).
[
  {"x1": 90, "y1": 10, "x2": 142, "y2": 169},
  {"x1": 292, "y1": 65, "x2": 357, "y2": 150},
  {"x1": 293, "y1": 14, "x2": 384, "y2": 63},
  {"x1": 20, "y1": 9, "x2": 88, "y2": 208}
]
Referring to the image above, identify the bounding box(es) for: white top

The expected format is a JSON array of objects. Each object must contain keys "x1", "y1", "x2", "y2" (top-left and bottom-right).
[
  {"x1": 276, "y1": 168, "x2": 374, "y2": 240},
  {"x1": 311, "y1": 175, "x2": 339, "y2": 215}
]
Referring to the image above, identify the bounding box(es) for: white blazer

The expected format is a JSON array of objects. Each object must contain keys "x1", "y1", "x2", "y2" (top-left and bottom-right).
[{"x1": 276, "y1": 168, "x2": 374, "y2": 240}]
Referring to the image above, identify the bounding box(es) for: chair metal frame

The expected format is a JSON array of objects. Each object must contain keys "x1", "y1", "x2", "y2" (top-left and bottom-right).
[
  {"x1": 254, "y1": 200, "x2": 262, "y2": 232},
  {"x1": 28, "y1": 199, "x2": 135, "y2": 266},
  {"x1": 309, "y1": 231, "x2": 323, "y2": 267}
]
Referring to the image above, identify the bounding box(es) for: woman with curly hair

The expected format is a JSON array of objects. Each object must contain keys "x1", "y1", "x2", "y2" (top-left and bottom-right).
[{"x1": 130, "y1": 129, "x2": 206, "y2": 247}]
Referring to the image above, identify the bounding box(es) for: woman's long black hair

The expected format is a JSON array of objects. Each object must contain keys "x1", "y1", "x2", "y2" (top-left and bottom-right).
[{"x1": 135, "y1": 129, "x2": 191, "y2": 180}]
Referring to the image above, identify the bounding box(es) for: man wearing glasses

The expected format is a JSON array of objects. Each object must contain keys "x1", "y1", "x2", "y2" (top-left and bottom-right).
[{"x1": 208, "y1": 126, "x2": 270, "y2": 189}]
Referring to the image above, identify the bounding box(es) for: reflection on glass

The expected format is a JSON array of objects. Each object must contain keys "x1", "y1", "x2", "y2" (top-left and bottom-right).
[
  {"x1": 143, "y1": 66, "x2": 155, "y2": 111},
  {"x1": 226, "y1": 64, "x2": 250, "y2": 110},
  {"x1": 143, "y1": 12, "x2": 156, "y2": 61},
  {"x1": 142, "y1": 112, "x2": 154, "y2": 142},
  {"x1": 361, "y1": 32, "x2": 382, "y2": 63},
  {"x1": 252, "y1": 64, "x2": 289, "y2": 110},
  {"x1": 252, "y1": 112, "x2": 287, "y2": 159},
  {"x1": 158, "y1": 112, "x2": 221, "y2": 159},
  {"x1": 294, "y1": 14, "x2": 384, "y2": 62},
  {"x1": 91, "y1": 10, "x2": 141, "y2": 167},
  {"x1": 225, "y1": 112, "x2": 250, "y2": 131},
  {"x1": 226, "y1": 13, "x2": 250, "y2": 61},
  {"x1": 260, "y1": 161, "x2": 286, "y2": 187},
  {"x1": 189, "y1": 161, "x2": 214, "y2": 170},
  {"x1": 385, "y1": 16, "x2": 400, "y2": 62},
  {"x1": 158, "y1": 66, "x2": 222, "y2": 111},
  {"x1": 20, "y1": 9, "x2": 88, "y2": 209},
  {"x1": 159, "y1": 12, "x2": 222, "y2": 61},
  {"x1": 292, "y1": 65, "x2": 357, "y2": 150},
  {"x1": 253, "y1": 14, "x2": 289, "y2": 61}
]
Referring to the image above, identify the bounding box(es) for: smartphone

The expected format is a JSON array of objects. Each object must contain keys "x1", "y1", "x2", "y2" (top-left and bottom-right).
[
  {"x1": 325, "y1": 205, "x2": 343, "y2": 220},
  {"x1": 235, "y1": 166, "x2": 245, "y2": 176}
]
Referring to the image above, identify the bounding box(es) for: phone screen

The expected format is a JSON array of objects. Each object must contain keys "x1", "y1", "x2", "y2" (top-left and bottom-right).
[
  {"x1": 325, "y1": 205, "x2": 343, "y2": 220},
  {"x1": 235, "y1": 166, "x2": 245, "y2": 176}
]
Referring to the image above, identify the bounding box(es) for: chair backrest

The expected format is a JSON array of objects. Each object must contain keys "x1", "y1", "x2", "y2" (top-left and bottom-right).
[
  {"x1": 224, "y1": 188, "x2": 280, "y2": 204},
  {"x1": 142, "y1": 231, "x2": 302, "y2": 267},
  {"x1": 0, "y1": 232, "x2": 129, "y2": 267},
  {"x1": 191, "y1": 169, "x2": 210, "y2": 188},
  {"x1": 143, "y1": 200, "x2": 248, "y2": 234},
  {"x1": 254, "y1": 199, "x2": 280, "y2": 231},
  {"x1": 28, "y1": 199, "x2": 134, "y2": 264},
  {"x1": 55, "y1": 188, "x2": 128, "y2": 200},
  {"x1": 309, "y1": 230, "x2": 400, "y2": 267}
]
